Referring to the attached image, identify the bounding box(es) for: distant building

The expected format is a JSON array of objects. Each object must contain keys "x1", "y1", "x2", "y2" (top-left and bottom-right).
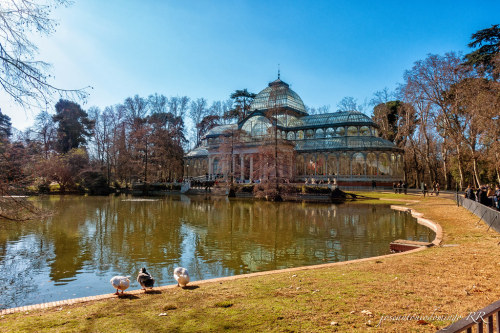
[{"x1": 185, "y1": 76, "x2": 403, "y2": 186}]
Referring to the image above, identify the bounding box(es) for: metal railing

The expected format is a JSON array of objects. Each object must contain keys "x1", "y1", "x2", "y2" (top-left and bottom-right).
[
  {"x1": 456, "y1": 195, "x2": 500, "y2": 234},
  {"x1": 437, "y1": 299, "x2": 500, "y2": 332}
]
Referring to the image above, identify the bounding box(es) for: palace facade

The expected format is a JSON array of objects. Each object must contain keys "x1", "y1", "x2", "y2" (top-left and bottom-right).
[{"x1": 185, "y1": 77, "x2": 403, "y2": 186}]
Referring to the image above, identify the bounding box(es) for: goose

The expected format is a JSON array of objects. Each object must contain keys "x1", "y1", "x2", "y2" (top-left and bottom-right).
[
  {"x1": 173, "y1": 267, "x2": 190, "y2": 287},
  {"x1": 137, "y1": 267, "x2": 155, "y2": 291},
  {"x1": 110, "y1": 275, "x2": 130, "y2": 295}
]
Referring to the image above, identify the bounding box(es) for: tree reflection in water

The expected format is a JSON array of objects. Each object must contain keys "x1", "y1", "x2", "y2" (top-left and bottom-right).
[{"x1": 0, "y1": 195, "x2": 434, "y2": 309}]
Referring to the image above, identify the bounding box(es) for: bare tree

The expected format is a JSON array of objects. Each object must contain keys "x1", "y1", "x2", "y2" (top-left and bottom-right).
[
  {"x1": 306, "y1": 105, "x2": 330, "y2": 115},
  {"x1": 337, "y1": 96, "x2": 359, "y2": 111},
  {"x1": 370, "y1": 88, "x2": 393, "y2": 107},
  {"x1": 189, "y1": 98, "x2": 208, "y2": 146},
  {"x1": 148, "y1": 93, "x2": 168, "y2": 114},
  {"x1": 400, "y1": 52, "x2": 470, "y2": 189},
  {"x1": 0, "y1": 0, "x2": 90, "y2": 109},
  {"x1": 123, "y1": 95, "x2": 149, "y2": 122},
  {"x1": 168, "y1": 96, "x2": 190, "y2": 118},
  {"x1": 32, "y1": 110, "x2": 56, "y2": 159}
]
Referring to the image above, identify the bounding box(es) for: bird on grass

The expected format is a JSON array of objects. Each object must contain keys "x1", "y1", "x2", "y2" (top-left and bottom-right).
[
  {"x1": 137, "y1": 267, "x2": 155, "y2": 292},
  {"x1": 110, "y1": 275, "x2": 130, "y2": 295},
  {"x1": 173, "y1": 267, "x2": 190, "y2": 287}
]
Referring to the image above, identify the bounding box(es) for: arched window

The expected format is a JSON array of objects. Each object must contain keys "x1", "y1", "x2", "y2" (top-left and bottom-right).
[
  {"x1": 317, "y1": 155, "x2": 325, "y2": 175},
  {"x1": 306, "y1": 155, "x2": 315, "y2": 175},
  {"x1": 397, "y1": 154, "x2": 403, "y2": 177},
  {"x1": 306, "y1": 129, "x2": 314, "y2": 139},
  {"x1": 366, "y1": 153, "x2": 377, "y2": 175},
  {"x1": 241, "y1": 116, "x2": 271, "y2": 137},
  {"x1": 339, "y1": 153, "x2": 349, "y2": 175},
  {"x1": 315, "y1": 128, "x2": 325, "y2": 138},
  {"x1": 213, "y1": 158, "x2": 220, "y2": 175},
  {"x1": 296, "y1": 155, "x2": 305, "y2": 176},
  {"x1": 347, "y1": 126, "x2": 358, "y2": 136},
  {"x1": 326, "y1": 128, "x2": 335, "y2": 137},
  {"x1": 378, "y1": 153, "x2": 390, "y2": 175},
  {"x1": 287, "y1": 131, "x2": 295, "y2": 140},
  {"x1": 359, "y1": 126, "x2": 370, "y2": 136},
  {"x1": 336, "y1": 127, "x2": 345, "y2": 136},
  {"x1": 297, "y1": 130, "x2": 304, "y2": 140},
  {"x1": 352, "y1": 153, "x2": 365, "y2": 175},
  {"x1": 327, "y1": 155, "x2": 337, "y2": 175}
]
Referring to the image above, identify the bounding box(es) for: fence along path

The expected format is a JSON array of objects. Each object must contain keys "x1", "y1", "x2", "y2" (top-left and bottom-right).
[
  {"x1": 438, "y1": 194, "x2": 500, "y2": 332},
  {"x1": 456, "y1": 195, "x2": 500, "y2": 233}
]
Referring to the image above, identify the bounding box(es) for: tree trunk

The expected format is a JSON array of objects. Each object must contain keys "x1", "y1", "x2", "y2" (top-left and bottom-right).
[
  {"x1": 495, "y1": 150, "x2": 500, "y2": 184},
  {"x1": 472, "y1": 155, "x2": 481, "y2": 188}
]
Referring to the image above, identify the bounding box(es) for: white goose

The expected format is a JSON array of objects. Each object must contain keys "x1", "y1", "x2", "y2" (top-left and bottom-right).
[
  {"x1": 173, "y1": 267, "x2": 190, "y2": 287},
  {"x1": 110, "y1": 275, "x2": 130, "y2": 295}
]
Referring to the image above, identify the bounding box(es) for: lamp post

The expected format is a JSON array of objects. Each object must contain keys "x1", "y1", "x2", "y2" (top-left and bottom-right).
[{"x1": 186, "y1": 162, "x2": 190, "y2": 181}]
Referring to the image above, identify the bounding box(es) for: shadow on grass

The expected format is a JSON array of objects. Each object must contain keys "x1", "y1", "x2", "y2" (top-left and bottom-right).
[
  {"x1": 143, "y1": 290, "x2": 162, "y2": 294},
  {"x1": 117, "y1": 294, "x2": 140, "y2": 300},
  {"x1": 182, "y1": 285, "x2": 200, "y2": 290}
]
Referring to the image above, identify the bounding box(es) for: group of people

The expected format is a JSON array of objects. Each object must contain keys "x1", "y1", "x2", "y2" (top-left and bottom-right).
[
  {"x1": 420, "y1": 181, "x2": 440, "y2": 197},
  {"x1": 393, "y1": 181, "x2": 408, "y2": 194},
  {"x1": 465, "y1": 184, "x2": 500, "y2": 211},
  {"x1": 304, "y1": 177, "x2": 337, "y2": 186}
]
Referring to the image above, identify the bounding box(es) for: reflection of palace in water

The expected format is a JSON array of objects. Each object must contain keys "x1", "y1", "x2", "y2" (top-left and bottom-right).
[
  {"x1": 181, "y1": 198, "x2": 433, "y2": 272},
  {"x1": 185, "y1": 76, "x2": 403, "y2": 186},
  {"x1": 0, "y1": 196, "x2": 434, "y2": 309}
]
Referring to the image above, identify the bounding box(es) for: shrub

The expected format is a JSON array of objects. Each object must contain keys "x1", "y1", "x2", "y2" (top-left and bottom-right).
[
  {"x1": 35, "y1": 179, "x2": 51, "y2": 194},
  {"x1": 302, "y1": 185, "x2": 331, "y2": 194},
  {"x1": 238, "y1": 184, "x2": 254, "y2": 193},
  {"x1": 79, "y1": 171, "x2": 112, "y2": 195}
]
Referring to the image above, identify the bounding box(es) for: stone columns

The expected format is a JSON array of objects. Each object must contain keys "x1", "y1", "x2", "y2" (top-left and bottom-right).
[
  {"x1": 325, "y1": 154, "x2": 328, "y2": 176},
  {"x1": 349, "y1": 153, "x2": 353, "y2": 177},
  {"x1": 336, "y1": 154, "x2": 340, "y2": 176},
  {"x1": 232, "y1": 155, "x2": 236, "y2": 181},
  {"x1": 249, "y1": 155, "x2": 254, "y2": 182},
  {"x1": 240, "y1": 154, "x2": 245, "y2": 181},
  {"x1": 208, "y1": 157, "x2": 213, "y2": 180},
  {"x1": 363, "y1": 154, "x2": 367, "y2": 176}
]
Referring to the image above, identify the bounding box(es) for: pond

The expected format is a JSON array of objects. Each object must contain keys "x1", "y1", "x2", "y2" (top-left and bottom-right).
[{"x1": 0, "y1": 195, "x2": 435, "y2": 309}]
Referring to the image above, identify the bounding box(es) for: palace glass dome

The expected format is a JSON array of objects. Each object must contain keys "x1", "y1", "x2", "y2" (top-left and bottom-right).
[{"x1": 249, "y1": 78, "x2": 307, "y2": 115}]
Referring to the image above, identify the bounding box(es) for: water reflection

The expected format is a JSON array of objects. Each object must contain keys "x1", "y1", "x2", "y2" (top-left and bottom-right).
[{"x1": 0, "y1": 195, "x2": 434, "y2": 309}]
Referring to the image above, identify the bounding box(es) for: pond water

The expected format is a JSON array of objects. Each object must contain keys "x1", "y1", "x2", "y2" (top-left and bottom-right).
[{"x1": 0, "y1": 195, "x2": 434, "y2": 309}]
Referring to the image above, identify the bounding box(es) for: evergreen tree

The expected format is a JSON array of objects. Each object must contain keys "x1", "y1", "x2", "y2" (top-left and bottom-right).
[
  {"x1": 464, "y1": 24, "x2": 500, "y2": 80},
  {"x1": 0, "y1": 108, "x2": 12, "y2": 140},
  {"x1": 53, "y1": 99, "x2": 95, "y2": 153}
]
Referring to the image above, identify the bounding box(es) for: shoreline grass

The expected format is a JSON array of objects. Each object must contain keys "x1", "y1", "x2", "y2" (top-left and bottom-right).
[{"x1": 1, "y1": 193, "x2": 499, "y2": 332}]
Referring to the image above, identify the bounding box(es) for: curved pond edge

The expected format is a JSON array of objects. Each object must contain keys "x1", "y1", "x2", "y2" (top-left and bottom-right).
[{"x1": 0, "y1": 205, "x2": 443, "y2": 316}]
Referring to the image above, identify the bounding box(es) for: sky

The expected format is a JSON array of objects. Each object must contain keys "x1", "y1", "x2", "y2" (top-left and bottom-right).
[{"x1": 1, "y1": 0, "x2": 499, "y2": 131}]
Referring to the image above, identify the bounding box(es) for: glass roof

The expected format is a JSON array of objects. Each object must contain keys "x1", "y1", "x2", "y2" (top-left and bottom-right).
[
  {"x1": 203, "y1": 124, "x2": 238, "y2": 138},
  {"x1": 186, "y1": 146, "x2": 208, "y2": 157},
  {"x1": 287, "y1": 111, "x2": 373, "y2": 128},
  {"x1": 249, "y1": 79, "x2": 307, "y2": 114},
  {"x1": 294, "y1": 136, "x2": 398, "y2": 151}
]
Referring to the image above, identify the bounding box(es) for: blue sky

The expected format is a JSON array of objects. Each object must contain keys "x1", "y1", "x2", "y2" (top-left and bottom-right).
[{"x1": 1, "y1": 0, "x2": 499, "y2": 131}]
